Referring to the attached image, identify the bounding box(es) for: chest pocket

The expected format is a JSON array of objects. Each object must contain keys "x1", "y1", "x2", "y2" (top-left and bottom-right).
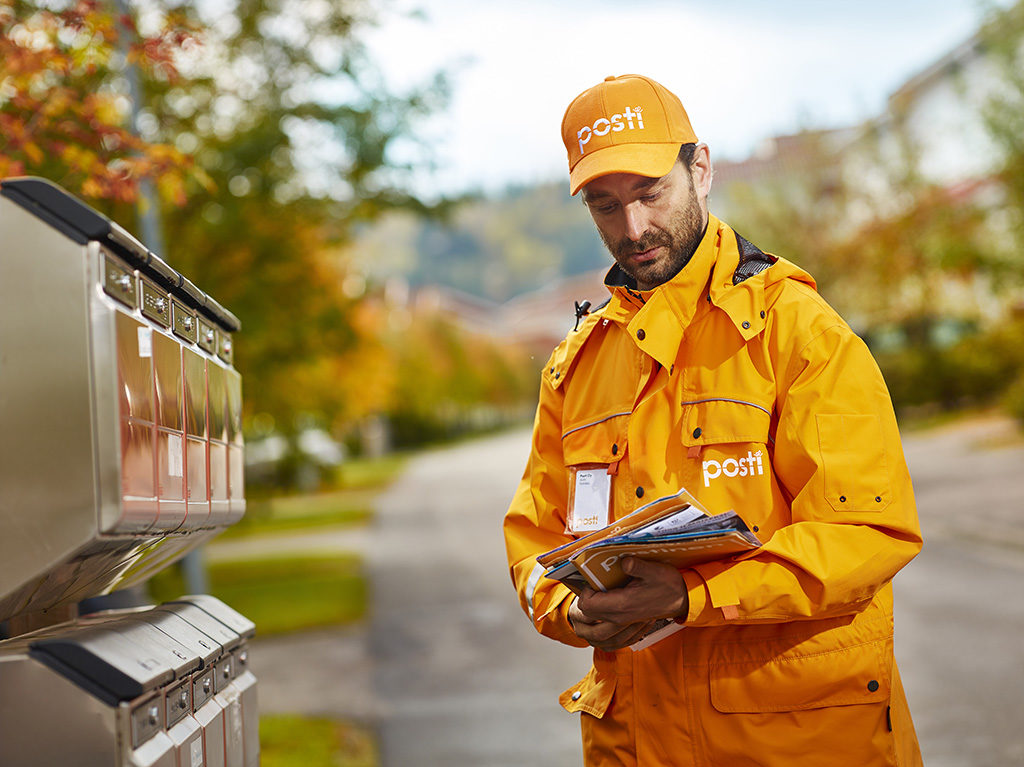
[{"x1": 679, "y1": 398, "x2": 775, "y2": 519}]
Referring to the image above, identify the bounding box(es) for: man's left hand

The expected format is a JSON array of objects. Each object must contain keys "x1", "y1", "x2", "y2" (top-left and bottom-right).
[{"x1": 575, "y1": 557, "x2": 689, "y2": 625}]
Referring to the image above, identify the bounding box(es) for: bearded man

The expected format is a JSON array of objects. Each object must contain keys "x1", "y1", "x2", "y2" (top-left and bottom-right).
[{"x1": 503, "y1": 74, "x2": 923, "y2": 767}]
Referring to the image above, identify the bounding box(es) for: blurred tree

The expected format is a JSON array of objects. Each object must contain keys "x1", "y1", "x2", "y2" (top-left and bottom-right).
[
  {"x1": 980, "y1": 0, "x2": 1024, "y2": 254},
  {"x1": 139, "y1": 0, "x2": 451, "y2": 452},
  {"x1": 0, "y1": 0, "x2": 200, "y2": 204}
]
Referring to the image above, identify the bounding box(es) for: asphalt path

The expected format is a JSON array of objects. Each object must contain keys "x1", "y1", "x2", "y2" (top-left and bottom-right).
[{"x1": 366, "y1": 416, "x2": 1024, "y2": 767}]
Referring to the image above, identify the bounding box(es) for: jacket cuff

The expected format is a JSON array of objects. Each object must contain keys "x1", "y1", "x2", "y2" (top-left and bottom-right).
[{"x1": 540, "y1": 590, "x2": 591, "y2": 648}]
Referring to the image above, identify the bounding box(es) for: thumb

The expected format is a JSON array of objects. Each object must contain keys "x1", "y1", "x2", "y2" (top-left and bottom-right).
[{"x1": 620, "y1": 556, "x2": 649, "y2": 577}]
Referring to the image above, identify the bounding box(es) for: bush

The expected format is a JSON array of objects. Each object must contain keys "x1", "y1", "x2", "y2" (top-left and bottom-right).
[
  {"x1": 873, "y1": 314, "x2": 1024, "y2": 418},
  {"x1": 1004, "y1": 372, "x2": 1024, "y2": 428}
]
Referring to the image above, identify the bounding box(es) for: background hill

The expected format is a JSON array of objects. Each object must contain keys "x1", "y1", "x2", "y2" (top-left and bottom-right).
[{"x1": 349, "y1": 182, "x2": 609, "y2": 302}]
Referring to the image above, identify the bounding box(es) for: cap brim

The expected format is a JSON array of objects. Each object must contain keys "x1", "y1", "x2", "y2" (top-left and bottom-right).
[{"x1": 569, "y1": 143, "x2": 681, "y2": 195}]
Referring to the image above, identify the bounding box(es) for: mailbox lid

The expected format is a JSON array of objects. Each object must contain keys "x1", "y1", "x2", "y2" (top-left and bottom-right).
[
  {"x1": 150, "y1": 603, "x2": 242, "y2": 651},
  {"x1": 30, "y1": 626, "x2": 175, "y2": 703},
  {"x1": 170, "y1": 595, "x2": 255, "y2": 640},
  {"x1": 135, "y1": 610, "x2": 223, "y2": 667}
]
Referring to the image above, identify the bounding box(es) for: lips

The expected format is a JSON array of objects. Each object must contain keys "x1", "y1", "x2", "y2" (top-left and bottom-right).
[{"x1": 629, "y1": 246, "x2": 661, "y2": 263}]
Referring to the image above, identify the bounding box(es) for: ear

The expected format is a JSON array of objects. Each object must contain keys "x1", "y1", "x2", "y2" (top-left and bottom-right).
[{"x1": 691, "y1": 143, "x2": 713, "y2": 201}]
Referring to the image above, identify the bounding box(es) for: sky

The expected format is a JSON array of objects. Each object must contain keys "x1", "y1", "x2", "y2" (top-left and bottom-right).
[{"x1": 363, "y1": 0, "x2": 1004, "y2": 197}]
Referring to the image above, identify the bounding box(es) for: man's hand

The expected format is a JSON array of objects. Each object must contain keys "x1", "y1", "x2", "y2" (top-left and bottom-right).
[
  {"x1": 576, "y1": 557, "x2": 689, "y2": 626},
  {"x1": 567, "y1": 599, "x2": 654, "y2": 651}
]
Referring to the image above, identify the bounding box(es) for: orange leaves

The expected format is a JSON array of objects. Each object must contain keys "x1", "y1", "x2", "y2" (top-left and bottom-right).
[{"x1": 0, "y1": 1, "x2": 200, "y2": 204}]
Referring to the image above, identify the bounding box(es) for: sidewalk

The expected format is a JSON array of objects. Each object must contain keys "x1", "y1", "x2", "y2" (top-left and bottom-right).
[{"x1": 901, "y1": 414, "x2": 1024, "y2": 547}]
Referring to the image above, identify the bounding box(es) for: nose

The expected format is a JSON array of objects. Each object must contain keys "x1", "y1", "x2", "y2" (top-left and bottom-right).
[{"x1": 622, "y1": 202, "x2": 649, "y2": 242}]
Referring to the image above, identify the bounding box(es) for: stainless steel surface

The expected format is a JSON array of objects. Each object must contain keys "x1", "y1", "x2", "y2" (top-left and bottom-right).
[
  {"x1": 0, "y1": 597, "x2": 259, "y2": 766},
  {"x1": 0, "y1": 187, "x2": 244, "y2": 622}
]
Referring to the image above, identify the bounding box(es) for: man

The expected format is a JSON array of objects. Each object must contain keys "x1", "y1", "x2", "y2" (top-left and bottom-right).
[{"x1": 503, "y1": 74, "x2": 923, "y2": 766}]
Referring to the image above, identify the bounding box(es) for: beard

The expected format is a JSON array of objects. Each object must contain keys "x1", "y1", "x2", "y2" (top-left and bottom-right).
[{"x1": 600, "y1": 176, "x2": 707, "y2": 290}]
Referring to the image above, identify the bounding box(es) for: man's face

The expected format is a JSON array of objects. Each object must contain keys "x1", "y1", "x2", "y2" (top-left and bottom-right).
[{"x1": 582, "y1": 160, "x2": 708, "y2": 290}]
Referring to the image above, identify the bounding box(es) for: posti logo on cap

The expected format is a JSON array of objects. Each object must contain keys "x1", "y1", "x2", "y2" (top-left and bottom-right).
[{"x1": 561, "y1": 74, "x2": 698, "y2": 195}]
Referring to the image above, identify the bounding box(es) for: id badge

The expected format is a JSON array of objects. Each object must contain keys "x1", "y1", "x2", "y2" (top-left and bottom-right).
[{"x1": 566, "y1": 464, "x2": 612, "y2": 535}]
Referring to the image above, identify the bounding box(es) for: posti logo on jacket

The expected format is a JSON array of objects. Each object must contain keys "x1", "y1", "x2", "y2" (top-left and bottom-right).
[
  {"x1": 576, "y1": 106, "x2": 646, "y2": 154},
  {"x1": 702, "y1": 450, "x2": 765, "y2": 487}
]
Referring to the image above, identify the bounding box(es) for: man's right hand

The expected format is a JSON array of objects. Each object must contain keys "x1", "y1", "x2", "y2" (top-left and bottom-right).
[{"x1": 568, "y1": 597, "x2": 654, "y2": 651}]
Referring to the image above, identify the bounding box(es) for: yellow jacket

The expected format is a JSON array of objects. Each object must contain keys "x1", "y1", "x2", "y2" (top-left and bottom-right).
[{"x1": 504, "y1": 215, "x2": 923, "y2": 766}]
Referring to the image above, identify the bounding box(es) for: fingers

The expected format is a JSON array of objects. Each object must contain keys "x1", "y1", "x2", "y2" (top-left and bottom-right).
[
  {"x1": 574, "y1": 558, "x2": 688, "y2": 625},
  {"x1": 586, "y1": 620, "x2": 655, "y2": 652}
]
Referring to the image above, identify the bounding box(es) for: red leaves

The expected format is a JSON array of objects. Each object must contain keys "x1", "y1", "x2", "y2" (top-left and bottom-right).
[{"x1": 0, "y1": 1, "x2": 200, "y2": 204}]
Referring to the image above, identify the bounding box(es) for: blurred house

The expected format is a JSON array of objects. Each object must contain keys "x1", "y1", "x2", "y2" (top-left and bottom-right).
[
  {"x1": 406, "y1": 268, "x2": 609, "y2": 355},
  {"x1": 709, "y1": 12, "x2": 1022, "y2": 327}
]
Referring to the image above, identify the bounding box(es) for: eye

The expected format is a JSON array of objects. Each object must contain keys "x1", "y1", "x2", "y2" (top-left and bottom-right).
[
  {"x1": 641, "y1": 192, "x2": 661, "y2": 203},
  {"x1": 589, "y1": 201, "x2": 618, "y2": 215}
]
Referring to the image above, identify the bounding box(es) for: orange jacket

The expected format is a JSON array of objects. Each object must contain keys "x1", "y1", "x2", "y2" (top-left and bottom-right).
[{"x1": 504, "y1": 216, "x2": 923, "y2": 766}]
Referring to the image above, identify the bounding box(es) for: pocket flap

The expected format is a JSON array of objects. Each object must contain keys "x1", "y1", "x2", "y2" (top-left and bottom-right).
[
  {"x1": 560, "y1": 665, "x2": 616, "y2": 718},
  {"x1": 710, "y1": 640, "x2": 890, "y2": 713},
  {"x1": 681, "y1": 398, "x2": 771, "y2": 447},
  {"x1": 562, "y1": 413, "x2": 629, "y2": 466}
]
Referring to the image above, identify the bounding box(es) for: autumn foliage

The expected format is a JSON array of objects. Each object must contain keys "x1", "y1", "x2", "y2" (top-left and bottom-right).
[{"x1": 0, "y1": 0, "x2": 198, "y2": 203}]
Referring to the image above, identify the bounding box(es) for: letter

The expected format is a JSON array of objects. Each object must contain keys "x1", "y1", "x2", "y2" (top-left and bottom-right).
[
  {"x1": 623, "y1": 106, "x2": 635, "y2": 129},
  {"x1": 593, "y1": 117, "x2": 611, "y2": 136},
  {"x1": 739, "y1": 457, "x2": 748, "y2": 477},
  {"x1": 577, "y1": 125, "x2": 592, "y2": 154},
  {"x1": 723, "y1": 458, "x2": 739, "y2": 478},
  {"x1": 611, "y1": 113, "x2": 625, "y2": 132},
  {"x1": 702, "y1": 459, "x2": 721, "y2": 487},
  {"x1": 755, "y1": 450, "x2": 763, "y2": 474},
  {"x1": 635, "y1": 106, "x2": 645, "y2": 129},
  {"x1": 600, "y1": 554, "x2": 620, "y2": 572}
]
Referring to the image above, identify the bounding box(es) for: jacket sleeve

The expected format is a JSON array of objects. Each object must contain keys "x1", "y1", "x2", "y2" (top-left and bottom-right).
[
  {"x1": 503, "y1": 367, "x2": 590, "y2": 648},
  {"x1": 683, "y1": 283, "x2": 923, "y2": 626}
]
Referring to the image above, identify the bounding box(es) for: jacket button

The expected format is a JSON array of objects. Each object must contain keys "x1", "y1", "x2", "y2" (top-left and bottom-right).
[
  {"x1": 867, "y1": 680, "x2": 879, "y2": 692},
  {"x1": 742, "y1": 320, "x2": 751, "y2": 329},
  {"x1": 611, "y1": 443, "x2": 618, "y2": 455},
  {"x1": 875, "y1": 496, "x2": 882, "y2": 502},
  {"x1": 839, "y1": 495, "x2": 847, "y2": 503},
  {"x1": 636, "y1": 329, "x2": 646, "y2": 340},
  {"x1": 571, "y1": 690, "x2": 582, "y2": 701},
  {"x1": 760, "y1": 310, "x2": 766, "y2": 319},
  {"x1": 636, "y1": 487, "x2": 644, "y2": 499},
  {"x1": 692, "y1": 427, "x2": 702, "y2": 439}
]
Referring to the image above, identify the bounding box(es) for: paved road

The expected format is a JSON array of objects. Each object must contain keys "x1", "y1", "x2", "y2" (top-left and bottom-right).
[
  {"x1": 896, "y1": 417, "x2": 1024, "y2": 767},
  {"x1": 368, "y1": 431, "x2": 590, "y2": 767}
]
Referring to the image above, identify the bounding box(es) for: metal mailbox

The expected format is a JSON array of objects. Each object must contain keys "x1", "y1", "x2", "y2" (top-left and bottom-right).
[{"x1": 0, "y1": 178, "x2": 260, "y2": 766}]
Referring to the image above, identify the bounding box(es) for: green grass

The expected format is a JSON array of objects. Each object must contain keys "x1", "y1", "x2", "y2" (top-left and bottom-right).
[
  {"x1": 330, "y1": 453, "x2": 407, "y2": 490},
  {"x1": 218, "y1": 490, "x2": 376, "y2": 540},
  {"x1": 222, "y1": 455, "x2": 407, "y2": 541},
  {"x1": 260, "y1": 715, "x2": 378, "y2": 767},
  {"x1": 149, "y1": 553, "x2": 367, "y2": 635}
]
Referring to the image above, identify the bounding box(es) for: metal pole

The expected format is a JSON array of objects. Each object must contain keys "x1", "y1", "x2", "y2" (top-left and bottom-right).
[{"x1": 113, "y1": 0, "x2": 167, "y2": 258}]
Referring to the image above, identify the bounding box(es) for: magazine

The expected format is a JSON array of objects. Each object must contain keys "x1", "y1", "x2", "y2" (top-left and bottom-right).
[{"x1": 539, "y1": 488, "x2": 761, "y2": 593}]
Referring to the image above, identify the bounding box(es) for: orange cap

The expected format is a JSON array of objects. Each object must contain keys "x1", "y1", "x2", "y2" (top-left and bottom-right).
[{"x1": 561, "y1": 74, "x2": 698, "y2": 195}]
